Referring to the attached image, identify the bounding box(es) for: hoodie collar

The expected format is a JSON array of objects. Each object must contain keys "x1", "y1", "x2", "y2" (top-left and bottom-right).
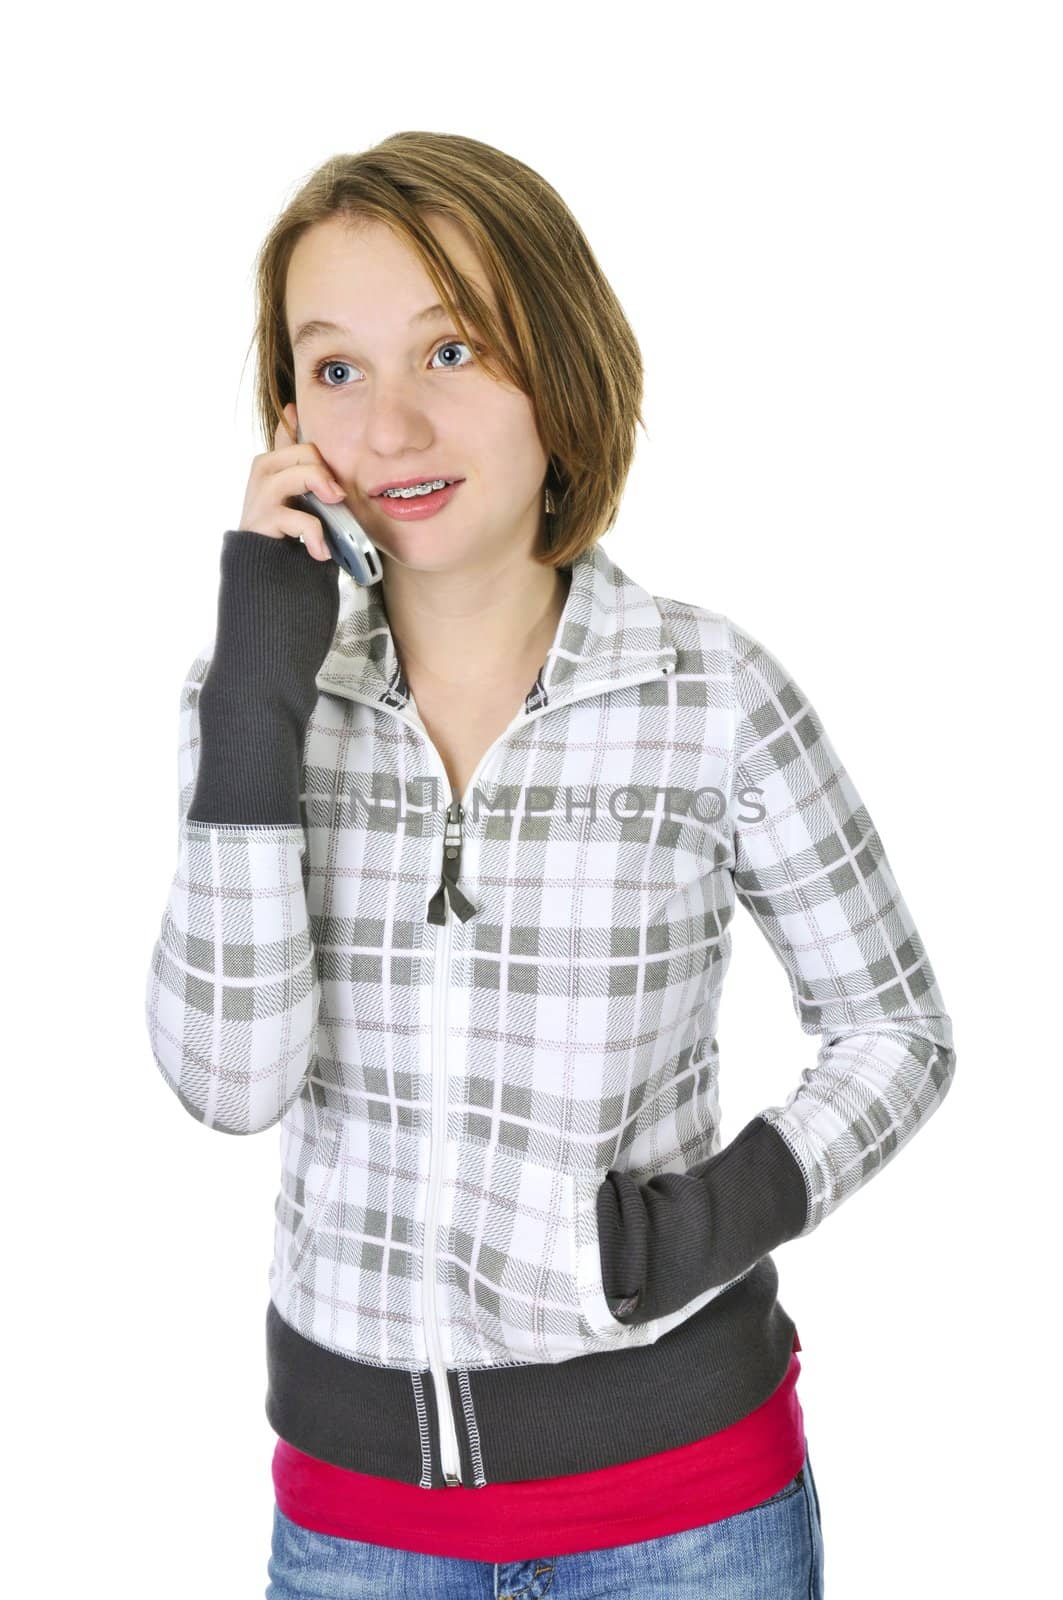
[{"x1": 314, "y1": 539, "x2": 677, "y2": 717}]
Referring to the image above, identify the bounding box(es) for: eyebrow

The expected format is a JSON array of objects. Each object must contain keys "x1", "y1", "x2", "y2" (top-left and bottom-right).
[{"x1": 291, "y1": 303, "x2": 449, "y2": 353}]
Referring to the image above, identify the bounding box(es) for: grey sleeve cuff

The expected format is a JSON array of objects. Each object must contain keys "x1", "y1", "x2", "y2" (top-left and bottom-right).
[
  {"x1": 595, "y1": 1115, "x2": 810, "y2": 1325},
  {"x1": 187, "y1": 530, "x2": 341, "y2": 826}
]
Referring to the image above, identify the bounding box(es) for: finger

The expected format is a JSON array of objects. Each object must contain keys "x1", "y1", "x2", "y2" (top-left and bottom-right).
[
  {"x1": 279, "y1": 460, "x2": 346, "y2": 501},
  {"x1": 283, "y1": 509, "x2": 331, "y2": 560}
]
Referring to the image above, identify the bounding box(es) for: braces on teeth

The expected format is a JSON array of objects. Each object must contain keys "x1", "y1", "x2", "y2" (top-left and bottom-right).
[{"x1": 381, "y1": 479, "x2": 453, "y2": 498}]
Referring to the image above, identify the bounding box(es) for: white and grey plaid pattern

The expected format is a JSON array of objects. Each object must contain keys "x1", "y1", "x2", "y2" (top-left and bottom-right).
[
  {"x1": 729, "y1": 623, "x2": 955, "y2": 1235},
  {"x1": 146, "y1": 540, "x2": 955, "y2": 1379}
]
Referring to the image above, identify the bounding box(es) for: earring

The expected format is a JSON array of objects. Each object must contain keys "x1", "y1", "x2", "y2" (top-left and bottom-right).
[{"x1": 544, "y1": 485, "x2": 556, "y2": 515}]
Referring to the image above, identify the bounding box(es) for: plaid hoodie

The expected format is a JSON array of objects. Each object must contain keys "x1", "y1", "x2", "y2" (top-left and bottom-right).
[{"x1": 145, "y1": 529, "x2": 956, "y2": 1489}]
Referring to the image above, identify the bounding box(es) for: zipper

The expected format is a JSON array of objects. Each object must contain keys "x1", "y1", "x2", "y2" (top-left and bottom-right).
[
  {"x1": 426, "y1": 799, "x2": 476, "y2": 925},
  {"x1": 425, "y1": 895, "x2": 464, "y2": 1482},
  {"x1": 318, "y1": 657, "x2": 674, "y2": 1484}
]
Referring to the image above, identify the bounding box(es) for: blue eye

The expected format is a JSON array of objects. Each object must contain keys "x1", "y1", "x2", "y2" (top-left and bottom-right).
[
  {"x1": 311, "y1": 339, "x2": 477, "y2": 389},
  {"x1": 431, "y1": 339, "x2": 476, "y2": 370},
  {"x1": 311, "y1": 358, "x2": 356, "y2": 388}
]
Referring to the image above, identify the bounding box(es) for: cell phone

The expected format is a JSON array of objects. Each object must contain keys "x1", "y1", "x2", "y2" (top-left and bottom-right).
[{"x1": 291, "y1": 423, "x2": 383, "y2": 586}]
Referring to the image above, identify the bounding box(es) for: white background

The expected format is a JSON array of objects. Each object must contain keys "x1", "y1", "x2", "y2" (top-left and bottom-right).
[{"x1": 4, "y1": 1, "x2": 1058, "y2": 1593}]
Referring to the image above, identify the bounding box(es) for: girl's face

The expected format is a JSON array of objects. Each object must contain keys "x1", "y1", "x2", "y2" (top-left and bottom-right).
[{"x1": 285, "y1": 211, "x2": 551, "y2": 575}]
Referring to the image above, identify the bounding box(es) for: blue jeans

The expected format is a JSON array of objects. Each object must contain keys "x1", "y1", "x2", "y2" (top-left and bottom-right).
[{"x1": 265, "y1": 1441, "x2": 825, "y2": 1598}]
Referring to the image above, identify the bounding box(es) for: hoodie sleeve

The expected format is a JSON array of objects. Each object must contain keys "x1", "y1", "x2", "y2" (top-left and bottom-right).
[
  {"x1": 144, "y1": 530, "x2": 340, "y2": 1136},
  {"x1": 596, "y1": 615, "x2": 957, "y2": 1324}
]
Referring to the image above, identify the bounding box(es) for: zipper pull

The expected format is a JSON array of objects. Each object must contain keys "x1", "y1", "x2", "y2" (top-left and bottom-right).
[{"x1": 426, "y1": 799, "x2": 478, "y2": 924}]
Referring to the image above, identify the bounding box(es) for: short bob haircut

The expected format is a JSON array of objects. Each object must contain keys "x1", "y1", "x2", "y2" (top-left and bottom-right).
[{"x1": 245, "y1": 131, "x2": 646, "y2": 569}]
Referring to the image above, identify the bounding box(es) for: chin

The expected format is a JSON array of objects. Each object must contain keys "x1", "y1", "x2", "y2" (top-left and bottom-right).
[{"x1": 376, "y1": 528, "x2": 487, "y2": 572}]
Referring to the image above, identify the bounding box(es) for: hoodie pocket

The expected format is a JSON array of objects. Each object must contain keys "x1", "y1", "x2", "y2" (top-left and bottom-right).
[
  {"x1": 282, "y1": 1109, "x2": 346, "y2": 1277},
  {"x1": 568, "y1": 1169, "x2": 632, "y2": 1343},
  {"x1": 445, "y1": 1140, "x2": 635, "y2": 1363}
]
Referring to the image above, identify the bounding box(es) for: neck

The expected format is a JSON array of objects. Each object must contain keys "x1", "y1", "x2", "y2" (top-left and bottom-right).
[{"x1": 380, "y1": 543, "x2": 571, "y2": 693}]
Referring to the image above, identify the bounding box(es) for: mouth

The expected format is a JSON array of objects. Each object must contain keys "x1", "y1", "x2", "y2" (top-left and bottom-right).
[
  {"x1": 370, "y1": 475, "x2": 464, "y2": 498},
  {"x1": 372, "y1": 479, "x2": 464, "y2": 520}
]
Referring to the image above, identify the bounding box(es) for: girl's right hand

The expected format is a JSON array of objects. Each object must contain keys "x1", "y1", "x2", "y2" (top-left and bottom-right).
[{"x1": 237, "y1": 404, "x2": 347, "y2": 562}]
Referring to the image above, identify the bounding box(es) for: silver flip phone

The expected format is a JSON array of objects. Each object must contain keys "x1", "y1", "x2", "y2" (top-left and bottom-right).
[{"x1": 292, "y1": 424, "x2": 383, "y2": 586}]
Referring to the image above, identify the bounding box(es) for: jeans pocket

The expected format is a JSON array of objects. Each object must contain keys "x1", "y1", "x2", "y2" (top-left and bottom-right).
[
  {"x1": 804, "y1": 1445, "x2": 823, "y2": 1527},
  {"x1": 754, "y1": 1465, "x2": 805, "y2": 1509}
]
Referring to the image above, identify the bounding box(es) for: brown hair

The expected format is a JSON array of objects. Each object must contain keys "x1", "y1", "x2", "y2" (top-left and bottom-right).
[{"x1": 243, "y1": 131, "x2": 646, "y2": 568}]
